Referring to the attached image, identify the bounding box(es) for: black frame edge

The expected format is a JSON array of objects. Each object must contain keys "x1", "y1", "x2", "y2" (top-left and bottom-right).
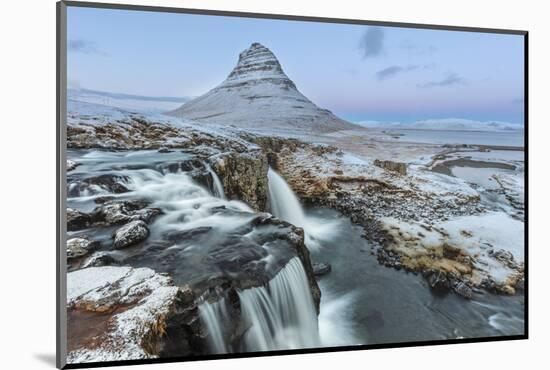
[
  {"x1": 62, "y1": 0, "x2": 527, "y2": 35},
  {"x1": 523, "y1": 31, "x2": 529, "y2": 339}
]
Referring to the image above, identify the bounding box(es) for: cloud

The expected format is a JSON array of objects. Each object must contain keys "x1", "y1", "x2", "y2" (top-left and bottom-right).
[
  {"x1": 376, "y1": 65, "x2": 421, "y2": 81},
  {"x1": 68, "y1": 39, "x2": 107, "y2": 55},
  {"x1": 417, "y1": 73, "x2": 466, "y2": 88},
  {"x1": 359, "y1": 27, "x2": 385, "y2": 59}
]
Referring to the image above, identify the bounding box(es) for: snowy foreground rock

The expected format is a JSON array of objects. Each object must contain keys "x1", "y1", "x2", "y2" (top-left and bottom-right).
[{"x1": 67, "y1": 266, "x2": 199, "y2": 363}]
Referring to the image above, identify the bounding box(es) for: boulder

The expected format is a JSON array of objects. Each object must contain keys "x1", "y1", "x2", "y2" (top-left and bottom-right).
[
  {"x1": 312, "y1": 262, "x2": 332, "y2": 277},
  {"x1": 67, "y1": 208, "x2": 91, "y2": 231},
  {"x1": 452, "y1": 281, "x2": 474, "y2": 299},
  {"x1": 374, "y1": 159, "x2": 407, "y2": 175},
  {"x1": 66, "y1": 266, "x2": 201, "y2": 363},
  {"x1": 81, "y1": 251, "x2": 117, "y2": 268},
  {"x1": 91, "y1": 200, "x2": 160, "y2": 226},
  {"x1": 426, "y1": 270, "x2": 451, "y2": 293},
  {"x1": 67, "y1": 236, "x2": 100, "y2": 260},
  {"x1": 68, "y1": 174, "x2": 130, "y2": 197},
  {"x1": 113, "y1": 220, "x2": 149, "y2": 249}
]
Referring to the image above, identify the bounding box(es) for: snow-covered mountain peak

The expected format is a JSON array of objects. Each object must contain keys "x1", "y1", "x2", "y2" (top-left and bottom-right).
[
  {"x1": 166, "y1": 43, "x2": 358, "y2": 133},
  {"x1": 222, "y1": 43, "x2": 294, "y2": 88}
]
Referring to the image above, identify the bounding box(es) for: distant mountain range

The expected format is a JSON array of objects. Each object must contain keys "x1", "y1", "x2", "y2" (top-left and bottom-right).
[
  {"x1": 357, "y1": 118, "x2": 524, "y2": 132},
  {"x1": 68, "y1": 88, "x2": 191, "y2": 113},
  {"x1": 166, "y1": 42, "x2": 358, "y2": 133}
]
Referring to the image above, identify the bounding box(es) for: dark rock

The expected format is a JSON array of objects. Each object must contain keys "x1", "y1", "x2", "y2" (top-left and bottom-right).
[
  {"x1": 158, "y1": 148, "x2": 174, "y2": 153},
  {"x1": 131, "y1": 207, "x2": 162, "y2": 224},
  {"x1": 81, "y1": 251, "x2": 117, "y2": 268},
  {"x1": 91, "y1": 199, "x2": 150, "y2": 226},
  {"x1": 67, "y1": 208, "x2": 91, "y2": 231},
  {"x1": 113, "y1": 220, "x2": 149, "y2": 249},
  {"x1": 94, "y1": 196, "x2": 115, "y2": 204},
  {"x1": 164, "y1": 226, "x2": 213, "y2": 243},
  {"x1": 156, "y1": 287, "x2": 203, "y2": 357},
  {"x1": 426, "y1": 270, "x2": 451, "y2": 293},
  {"x1": 452, "y1": 281, "x2": 473, "y2": 299},
  {"x1": 212, "y1": 150, "x2": 269, "y2": 212},
  {"x1": 312, "y1": 262, "x2": 332, "y2": 277},
  {"x1": 67, "y1": 174, "x2": 130, "y2": 197}
]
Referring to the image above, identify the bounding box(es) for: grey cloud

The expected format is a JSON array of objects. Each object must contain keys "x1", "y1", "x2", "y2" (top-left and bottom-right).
[
  {"x1": 360, "y1": 27, "x2": 385, "y2": 59},
  {"x1": 68, "y1": 39, "x2": 107, "y2": 55},
  {"x1": 377, "y1": 66, "x2": 404, "y2": 80},
  {"x1": 376, "y1": 65, "x2": 418, "y2": 80},
  {"x1": 417, "y1": 73, "x2": 466, "y2": 88}
]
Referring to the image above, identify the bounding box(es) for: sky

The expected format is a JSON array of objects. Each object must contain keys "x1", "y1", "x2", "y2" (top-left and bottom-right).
[{"x1": 67, "y1": 6, "x2": 525, "y2": 124}]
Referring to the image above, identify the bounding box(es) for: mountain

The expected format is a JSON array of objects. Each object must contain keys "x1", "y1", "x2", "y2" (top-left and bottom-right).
[
  {"x1": 357, "y1": 118, "x2": 524, "y2": 132},
  {"x1": 166, "y1": 43, "x2": 358, "y2": 133},
  {"x1": 68, "y1": 88, "x2": 191, "y2": 113}
]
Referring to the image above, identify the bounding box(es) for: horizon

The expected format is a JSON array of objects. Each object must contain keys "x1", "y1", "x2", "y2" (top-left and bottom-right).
[{"x1": 67, "y1": 7, "x2": 525, "y2": 125}]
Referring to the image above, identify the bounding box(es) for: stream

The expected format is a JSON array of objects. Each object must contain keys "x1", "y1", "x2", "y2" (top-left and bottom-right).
[
  {"x1": 67, "y1": 149, "x2": 524, "y2": 355},
  {"x1": 267, "y1": 166, "x2": 524, "y2": 346}
]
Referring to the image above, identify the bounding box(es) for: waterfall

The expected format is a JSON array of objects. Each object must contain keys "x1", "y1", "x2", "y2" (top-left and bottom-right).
[
  {"x1": 197, "y1": 257, "x2": 320, "y2": 353},
  {"x1": 205, "y1": 163, "x2": 225, "y2": 199},
  {"x1": 268, "y1": 167, "x2": 338, "y2": 251},
  {"x1": 267, "y1": 168, "x2": 306, "y2": 228},
  {"x1": 198, "y1": 298, "x2": 231, "y2": 354},
  {"x1": 239, "y1": 257, "x2": 320, "y2": 351}
]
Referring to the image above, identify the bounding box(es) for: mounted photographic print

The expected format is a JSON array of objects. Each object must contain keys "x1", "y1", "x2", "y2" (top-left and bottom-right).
[{"x1": 57, "y1": 1, "x2": 527, "y2": 368}]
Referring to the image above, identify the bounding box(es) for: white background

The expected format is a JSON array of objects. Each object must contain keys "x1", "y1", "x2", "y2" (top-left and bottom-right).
[{"x1": 1, "y1": 0, "x2": 547, "y2": 368}]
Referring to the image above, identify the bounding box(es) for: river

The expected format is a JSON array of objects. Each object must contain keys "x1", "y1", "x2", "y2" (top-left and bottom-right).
[{"x1": 66, "y1": 149, "x2": 524, "y2": 355}]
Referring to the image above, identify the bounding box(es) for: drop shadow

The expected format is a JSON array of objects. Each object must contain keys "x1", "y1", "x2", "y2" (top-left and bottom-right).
[{"x1": 34, "y1": 353, "x2": 57, "y2": 367}]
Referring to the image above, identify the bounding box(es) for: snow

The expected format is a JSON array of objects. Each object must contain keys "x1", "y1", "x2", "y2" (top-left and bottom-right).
[
  {"x1": 409, "y1": 167, "x2": 480, "y2": 198},
  {"x1": 380, "y1": 211, "x2": 523, "y2": 284},
  {"x1": 340, "y1": 152, "x2": 368, "y2": 165},
  {"x1": 67, "y1": 266, "x2": 132, "y2": 303},
  {"x1": 442, "y1": 212, "x2": 524, "y2": 261},
  {"x1": 68, "y1": 88, "x2": 190, "y2": 113},
  {"x1": 357, "y1": 118, "x2": 524, "y2": 132},
  {"x1": 67, "y1": 266, "x2": 180, "y2": 363},
  {"x1": 166, "y1": 43, "x2": 358, "y2": 133}
]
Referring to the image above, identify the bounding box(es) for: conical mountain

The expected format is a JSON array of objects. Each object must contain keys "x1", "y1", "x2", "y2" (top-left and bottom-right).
[{"x1": 166, "y1": 43, "x2": 358, "y2": 132}]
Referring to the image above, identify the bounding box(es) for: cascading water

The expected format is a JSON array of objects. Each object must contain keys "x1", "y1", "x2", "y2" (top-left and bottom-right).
[
  {"x1": 69, "y1": 151, "x2": 322, "y2": 354},
  {"x1": 204, "y1": 163, "x2": 225, "y2": 199},
  {"x1": 239, "y1": 257, "x2": 320, "y2": 351},
  {"x1": 268, "y1": 167, "x2": 341, "y2": 250},
  {"x1": 198, "y1": 298, "x2": 231, "y2": 354},
  {"x1": 197, "y1": 257, "x2": 320, "y2": 353},
  {"x1": 267, "y1": 168, "x2": 306, "y2": 228}
]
